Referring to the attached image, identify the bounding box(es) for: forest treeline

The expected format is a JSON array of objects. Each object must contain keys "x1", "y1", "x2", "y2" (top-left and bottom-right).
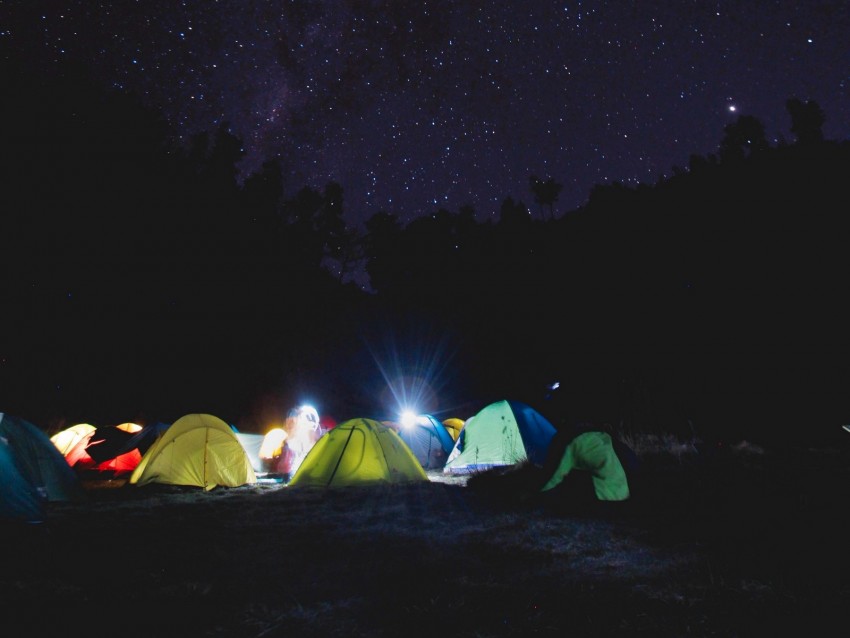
[{"x1": 3, "y1": 60, "x2": 849, "y2": 444}]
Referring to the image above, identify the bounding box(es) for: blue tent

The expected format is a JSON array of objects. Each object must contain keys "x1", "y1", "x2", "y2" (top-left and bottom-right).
[{"x1": 395, "y1": 414, "x2": 455, "y2": 469}]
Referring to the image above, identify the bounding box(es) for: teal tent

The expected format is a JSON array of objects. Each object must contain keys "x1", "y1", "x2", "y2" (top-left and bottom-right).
[{"x1": 0, "y1": 412, "x2": 85, "y2": 523}]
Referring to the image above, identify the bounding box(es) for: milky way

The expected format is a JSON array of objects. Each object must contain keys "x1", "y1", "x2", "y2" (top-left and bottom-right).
[{"x1": 6, "y1": 1, "x2": 849, "y2": 226}]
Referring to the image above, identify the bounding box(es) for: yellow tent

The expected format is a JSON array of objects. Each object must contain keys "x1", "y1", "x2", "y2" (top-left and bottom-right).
[
  {"x1": 129, "y1": 414, "x2": 256, "y2": 490},
  {"x1": 288, "y1": 418, "x2": 427, "y2": 488},
  {"x1": 441, "y1": 418, "x2": 465, "y2": 441}
]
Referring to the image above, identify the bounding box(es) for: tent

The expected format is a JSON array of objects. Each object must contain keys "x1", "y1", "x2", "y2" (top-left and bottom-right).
[
  {"x1": 63, "y1": 429, "x2": 98, "y2": 468},
  {"x1": 540, "y1": 430, "x2": 630, "y2": 501},
  {"x1": 85, "y1": 422, "x2": 170, "y2": 476},
  {"x1": 121, "y1": 421, "x2": 171, "y2": 456},
  {"x1": 84, "y1": 423, "x2": 143, "y2": 463},
  {"x1": 259, "y1": 427, "x2": 287, "y2": 473},
  {"x1": 395, "y1": 414, "x2": 454, "y2": 469},
  {"x1": 0, "y1": 412, "x2": 85, "y2": 523},
  {"x1": 77, "y1": 423, "x2": 145, "y2": 475},
  {"x1": 234, "y1": 431, "x2": 266, "y2": 475},
  {"x1": 288, "y1": 418, "x2": 428, "y2": 488},
  {"x1": 443, "y1": 400, "x2": 556, "y2": 475},
  {"x1": 129, "y1": 414, "x2": 257, "y2": 490},
  {"x1": 0, "y1": 435, "x2": 43, "y2": 523},
  {"x1": 50, "y1": 423, "x2": 96, "y2": 456},
  {"x1": 61, "y1": 422, "x2": 145, "y2": 475},
  {"x1": 120, "y1": 421, "x2": 171, "y2": 458},
  {"x1": 441, "y1": 418, "x2": 465, "y2": 441}
]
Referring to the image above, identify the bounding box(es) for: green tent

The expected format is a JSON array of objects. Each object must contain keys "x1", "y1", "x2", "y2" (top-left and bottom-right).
[
  {"x1": 129, "y1": 413, "x2": 257, "y2": 490},
  {"x1": 288, "y1": 418, "x2": 427, "y2": 488},
  {"x1": 541, "y1": 431, "x2": 630, "y2": 501},
  {"x1": 444, "y1": 400, "x2": 556, "y2": 475}
]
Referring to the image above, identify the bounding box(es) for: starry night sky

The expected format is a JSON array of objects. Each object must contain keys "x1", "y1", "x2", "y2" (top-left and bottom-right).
[{"x1": 5, "y1": 1, "x2": 850, "y2": 227}]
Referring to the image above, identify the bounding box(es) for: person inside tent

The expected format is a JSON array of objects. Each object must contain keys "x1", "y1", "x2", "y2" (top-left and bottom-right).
[{"x1": 278, "y1": 405, "x2": 324, "y2": 482}]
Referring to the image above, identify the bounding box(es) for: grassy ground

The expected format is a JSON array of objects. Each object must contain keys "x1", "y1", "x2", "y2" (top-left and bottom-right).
[{"x1": 2, "y1": 439, "x2": 848, "y2": 637}]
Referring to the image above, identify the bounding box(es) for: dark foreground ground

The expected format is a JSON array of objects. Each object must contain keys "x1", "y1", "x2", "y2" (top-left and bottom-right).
[{"x1": 2, "y1": 440, "x2": 848, "y2": 637}]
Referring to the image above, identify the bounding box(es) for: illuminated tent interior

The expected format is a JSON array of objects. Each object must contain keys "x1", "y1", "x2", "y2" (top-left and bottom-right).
[
  {"x1": 50, "y1": 423, "x2": 96, "y2": 456},
  {"x1": 259, "y1": 427, "x2": 288, "y2": 473},
  {"x1": 234, "y1": 431, "x2": 266, "y2": 475},
  {"x1": 61, "y1": 422, "x2": 146, "y2": 475},
  {"x1": 444, "y1": 400, "x2": 557, "y2": 475},
  {"x1": 288, "y1": 418, "x2": 427, "y2": 488},
  {"x1": 129, "y1": 413, "x2": 257, "y2": 490},
  {"x1": 84, "y1": 423, "x2": 143, "y2": 462}
]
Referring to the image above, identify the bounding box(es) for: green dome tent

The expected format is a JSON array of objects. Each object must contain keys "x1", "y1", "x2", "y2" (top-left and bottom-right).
[
  {"x1": 288, "y1": 418, "x2": 427, "y2": 488},
  {"x1": 129, "y1": 413, "x2": 256, "y2": 490},
  {"x1": 443, "y1": 400, "x2": 556, "y2": 475}
]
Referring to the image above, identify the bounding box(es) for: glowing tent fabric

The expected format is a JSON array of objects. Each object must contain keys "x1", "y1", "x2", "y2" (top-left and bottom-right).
[
  {"x1": 129, "y1": 414, "x2": 256, "y2": 490},
  {"x1": 441, "y1": 418, "x2": 465, "y2": 441},
  {"x1": 84, "y1": 423, "x2": 143, "y2": 463},
  {"x1": 0, "y1": 412, "x2": 85, "y2": 523},
  {"x1": 60, "y1": 423, "x2": 147, "y2": 475},
  {"x1": 443, "y1": 400, "x2": 556, "y2": 475},
  {"x1": 50, "y1": 423, "x2": 96, "y2": 456},
  {"x1": 234, "y1": 431, "x2": 265, "y2": 475},
  {"x1": 63, "y1": 429, "x2": 98, "y2": 468},
  {"x1": 541, "y1": 431, "x2": 630, "y2": 501},
  {"x1": 288, "y1": 418, "x2": 427, "y2": 488}
]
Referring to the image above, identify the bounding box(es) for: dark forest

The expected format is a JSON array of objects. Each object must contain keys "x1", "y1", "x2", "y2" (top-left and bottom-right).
[{"x1": 3, "y1": 59, "x2": 849, "y2": 448}]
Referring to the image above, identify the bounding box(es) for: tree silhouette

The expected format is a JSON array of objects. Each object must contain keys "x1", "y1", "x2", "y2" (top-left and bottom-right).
[
  {"x1": 498, "y1": 196, "x2": 531, "y2": 228},
  {"x1": 317, "y1": 181, "x2": 362, "y2": 283},
  {"x1": 529, "y1": 175, "x2": 563, "y2": 220},
  {"x1": 330, "y1": 226, "x2": 366, "y2": 285},
  {"x1": 363, "y1": 210, "x2": 405, "y2": 296},
  {"x1": 279, "y1": 185, "x2": 328, "y2": 271},
  {"x1": 786, "y1": 97, "x2": 825, "y2": 145},
  {"x1": 718, "y1": 114, "x2": 768, "y2": 163}
]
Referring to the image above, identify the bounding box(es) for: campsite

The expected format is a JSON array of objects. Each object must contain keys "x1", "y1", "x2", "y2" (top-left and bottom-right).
[
  {"x1": 4, "y1": 43, "x2": 850, "y2": 636},
  {"x1": 2, "y1": 407, "x2": 848, "y2": 637}
]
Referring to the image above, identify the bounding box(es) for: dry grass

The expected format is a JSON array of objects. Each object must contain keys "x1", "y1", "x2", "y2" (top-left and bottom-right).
[{"x1": 2, "y1": 438, "x2": 848, "y2": 637}]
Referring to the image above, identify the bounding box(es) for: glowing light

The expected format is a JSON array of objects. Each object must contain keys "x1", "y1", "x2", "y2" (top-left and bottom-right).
[
  {"x1": 281, "y1": 404, "x2": 324, "y2": 477},
  {"x1": 115, "y1": 422, "x2": 143, "y2": 433},
  {"x1": 259, "y1": 427, "x2": 287, "y2": 459},
  {"x1": 292, "y1": 404, "x2": 320, "y2": 429},
  {"x1": 400, "y1": 410, "x2": 417, "y2": 429}
]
